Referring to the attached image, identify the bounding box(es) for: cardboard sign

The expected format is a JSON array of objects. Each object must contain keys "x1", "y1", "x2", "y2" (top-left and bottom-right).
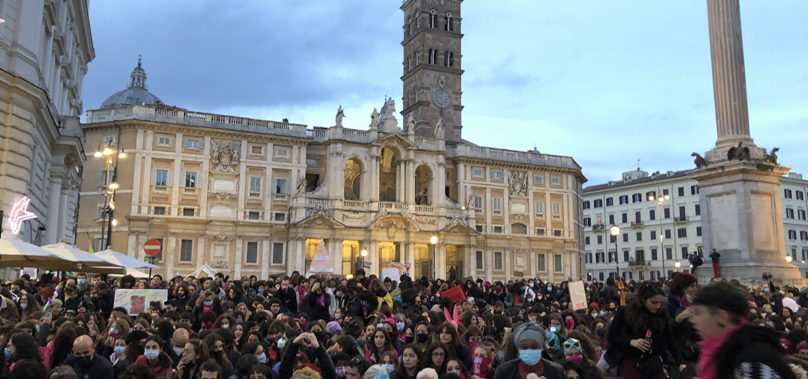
[
  {"x1": 382, "y1": 268, "x2": 401, "y2": 283},
  {"x1": 440, "y1": 285, "x2": 466, "y2": 304},
  {"x1": 308, "y1": 239, "x2": 334, "y2": 274},
  {"x1": 114, "y1": 289, "x2": 168, "y2": 315},
  {"x1": 568, "y1": 280, "x2": 588, "y2": 310}
]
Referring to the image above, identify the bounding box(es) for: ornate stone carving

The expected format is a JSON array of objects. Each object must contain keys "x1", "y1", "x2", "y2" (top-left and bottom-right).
[
  {"x1": 210, "y1": 142, "x2": 240, "y2": 172},
  {"x1": 212, "y1": 233, "x2": 230, "y2": 241},
  {"x1": 727, "y1": 142, "x2": 750, "y2": 161},
  {"x1": 765, "y1": 147, "x2": 779, "y2": 165},
  {"x1": 691, "y1": 152, "x2": 709, "y2": 168},
  {"x1": 508, "y1": 171, "x2": 528, "y2": 196}
]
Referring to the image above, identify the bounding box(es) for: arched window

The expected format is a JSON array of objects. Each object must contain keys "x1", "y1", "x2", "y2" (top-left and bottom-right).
[
  {"x1": 445, "y1": 13, "x2": 454, "y2": 32},
  {"x1": 415, "y1": 165, "x2": 433, "y2": 205},
  {"x1": 449, "y1": 52, "x2": 454, "y2": 67},
  {"x1": 443, "y1": 50, "x2": 449, "y2": 67},
  {"x1": 344, "y1": 158, "x2": 363, "y2": 200},
  {"x1": 428, "y1": 49, "x2": 434, "y2": 64},
  {"x1": 429, "y1": 10, "x2": 437, "y2": 28}
]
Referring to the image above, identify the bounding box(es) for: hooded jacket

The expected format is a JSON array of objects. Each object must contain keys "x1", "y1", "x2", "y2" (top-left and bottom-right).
[{"x1": 713, "y1": 325, "x2": 796, "y2": 379}]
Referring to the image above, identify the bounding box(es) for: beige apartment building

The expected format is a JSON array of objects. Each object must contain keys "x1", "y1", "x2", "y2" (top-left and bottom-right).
[
  {"x1": 77, "y1": 0, "x2": 586, "y2": 281},
  {"x1": 0, "y1": 0, "x2": 94, "y2": 246}
]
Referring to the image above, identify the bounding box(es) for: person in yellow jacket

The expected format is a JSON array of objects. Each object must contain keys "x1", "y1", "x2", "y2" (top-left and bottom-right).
[{"x1": 368, "y1": 279, "x2": 393, "y2": 311}]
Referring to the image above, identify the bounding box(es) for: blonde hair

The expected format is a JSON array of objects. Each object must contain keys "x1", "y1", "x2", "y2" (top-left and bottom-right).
[{"x1": 290, "y1": 366, "x2": 321, "y2": 379}]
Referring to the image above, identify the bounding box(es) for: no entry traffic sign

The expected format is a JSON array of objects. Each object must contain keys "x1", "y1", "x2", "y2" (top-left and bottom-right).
[{"x1": 144, "y1": 238, "x2": 162, "y2": 256}]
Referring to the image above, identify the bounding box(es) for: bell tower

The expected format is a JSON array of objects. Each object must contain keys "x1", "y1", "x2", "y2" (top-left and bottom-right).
[{"x1": 400, "y1": 0, "x2": 464, "y2": 144}]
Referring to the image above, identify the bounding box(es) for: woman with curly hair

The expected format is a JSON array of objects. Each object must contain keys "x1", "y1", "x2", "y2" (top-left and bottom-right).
[
  {"x1": 365, "y1": 328, "x2": 397, "y2": 364},
  {"x1": 604, "y1": 281, "x2": 679, "y2": 378}
]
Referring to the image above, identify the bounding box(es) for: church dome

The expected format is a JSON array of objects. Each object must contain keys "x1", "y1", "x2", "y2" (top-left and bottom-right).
[{"x1": 99, "y1": 57, "x2": 164, "y2": 109}]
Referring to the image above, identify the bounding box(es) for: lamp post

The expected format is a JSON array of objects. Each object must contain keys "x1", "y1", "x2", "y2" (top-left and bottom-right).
[
  {"x1": 360, "y1": 248, "x2": 368, "y2": 272},
  {"x1": 610, "y1": 225, "x2": 620, "y2": 280},
  {"x1": 649, "y1": 191, "x2": 670, "y2": 279},
  {"x1": 430, "y1": 234, "x2": 438, "y2": 279},
  {"x1": 93, "y1": 146, "x2": 126, "y2": 250},
  {"x1": 674, "y1": 261, "x2": 681, "y2": 272}
]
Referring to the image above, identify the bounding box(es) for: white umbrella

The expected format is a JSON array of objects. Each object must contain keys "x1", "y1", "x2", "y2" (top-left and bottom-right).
[
  {"x1": 109, "y1": 268, "x2": 150, "y2": 278},
  {"x1": 42, "y1": 243, "x2": 125, "y2": 274},
  {"x1": 0, "y1": 237, "x2": 77, "y2": 270},
  {"x1": 95, "y1": 249, "x2": 159, "y2": 269}
]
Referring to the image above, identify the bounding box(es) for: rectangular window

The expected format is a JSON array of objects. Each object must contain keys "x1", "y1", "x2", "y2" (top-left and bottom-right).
[
  {"x1": 649, "y1": 209, "x2": 656, "y2": 221},
  {"x1": 681, "y1": 246, "x2": 689, "y2": 259},
  {"x1": 691, "y1": 185, "x2": 699, "y2": 195},
  {"x1": 650, "y1": 230, "x2": 657, "y2": 240},
  {"x1": 250, "y1": 145, "x2": 264, "y2": 155},
  {"x1": 246, "y1": 242, "x2": 258, "y2": 264},
  {"x1": 538, "y1": 255, "x2": 546, "y2": 271},
  {"x1": 183, "y1": 208, "x2": 195, "y2": 217},
  {"x1": 622, "y1": 233, "x2": 628, "y2": 242},
  {"x1": 797, "y1": 191, "x2": 804, "y2": 200},
  {"x1": 695, "y1": 204, "x2": 701, "y2": 216},
  {"x1": 473, "y1": 168, "x2": 484, "y2": 178},
  {"x1": 621, "y1": 213, "x2": 628, "y2": 223},
  {"x1": 249, "y1": 176, "x2": 262, "y2": 196},
  {"x1": 597, "y1": 235, "x2": 603, "y2": 244},
  {"x1": 491, "y1": 170, "x2": 504, "y2": 179},
  {"x1": 608, "y1": 214, "x2": 615, "y2": 224},
  {"x1": 272, "y1": 242, "x2": 284, "y2": 264},
  {"x1": 623, "y1": 250, "x2": 630, "y2": 262},
  {"x1": 664, "y1": 208, "x2": 671, "y2": 219},
  {"x1": 788, "y1": 230, "x2": 797, "y2": 240},
  {"x1": 697, "y1": 226, "x2": 702, "y2": 236},
  {"x1": 634, "y1": 211, "x2": 641, "y2": 223},
  {"x1": 274, "y1": 212, "x2": 286, "y2": 222},
  {"x1": 247, "y1": 211, "x2": 260, "y2": 220},
  {"x1": 583, "y1": 217, "x2": 592, "y2": 227},
  {"x1": 274, "y1": 178, "x2": 288, "y2": 194},
  {"x1": 184, "y1": 171, "x2": 197, "y2": 188},
  {"x1": 476, "y1": 251, "x2": 484, "y2": 270},
  {"x1": 651, "y1": 248, "x2": 658, "y2": 260},
  {"x1": 534, "y1": 200, "x2": 544, "y2": 215},
  {"x1": 551, "y1": 176, "x2": 561, "y2": 185},
  {"x1": 785, "y1": 189, "x2": 793, "y2": 199},
  {"x1": 786, "y1": 208, "x2": 795, "y2": 219},
  {"x1": 183, "y1": 138, "x2": 202, "y2": 149},
  {"x1": 553, "y1": 229, "x2": 562, "y2": 237},
  {"x1": 493, "y1": 197, "x2": 503, "y2": 213},
  {"x1": 632, "y1": 193, "x2": 643, "y2": 203},
  {"x1": 552, "y1": 202, "x2": 561, "y2": 218},
  {"x1": 536, "y1": 228, "x2": 545, "y2": 236},
  {"x1": 533, "y1": 174, "x2": 543, "y2": 184},
  {"x1": 666, "y1": 247, "x2": 673, "y2": 260},
  {"x1": 678, "y1": 187, "x2": 685, "y2": 196},
  {"x1": 274, "y1": 146, "x2": 290, "y2": 158},
  {"x1": 157, "y1": 136, "x2": 171, "y2": 146},
  {"x1": 180, "y1": 239, "x2": 193, "y2": 262},
  {"x1": 619, "y1": 195, "x2": 629, "y2": 205},
  {"x1": 153, "y1": 206, "x2": 166, "y2": 215},
  {"x1": 606, "y1": 197, "x2": 614, "y2": 206},
  {"x1": 798, "y1": 210, "x2": 807, "y2": 221},
  {"x1": 636, "y1": 231, "x2": 642, "y2": 241},
  {"x1": 593, "y1": 199, "x2": 603, "y2": 208},
  {"x1": 494, "y1": 252, "x2": 503, "y2": 270},
  {"x1": 678, "y1": 206, "x2": 686, "y2": 220},
  {"x1": 585, "y1": 236, "x2": 591, "y2": 245},
  {"x1": 665, "y1": 229, "x2": 672, "y2": 239},
  {"x1": 493, "y1": 225, "x2": 504, "y2": 233},
  {"x1": 583, "y1": 201, "x2": 590, "y2": 210},
  {"x1": 554, "y1": 254, "x2": 562, "y2": 272},
  {"x1": 154, "y1": 169, "x2": 168, "y2": 186}
]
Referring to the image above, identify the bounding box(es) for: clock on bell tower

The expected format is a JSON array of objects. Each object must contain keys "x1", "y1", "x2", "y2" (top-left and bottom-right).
[{"x1": 400, "y1": 0, "x2": 464, "y2": 145}]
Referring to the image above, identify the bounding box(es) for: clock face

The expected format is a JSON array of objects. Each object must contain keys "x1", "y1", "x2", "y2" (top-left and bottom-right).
[{"x1": 432, "y1": 89, "x2": 451, "y2": 108}]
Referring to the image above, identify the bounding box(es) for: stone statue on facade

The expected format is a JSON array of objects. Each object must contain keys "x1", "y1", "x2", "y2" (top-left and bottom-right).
[
  {"x1": 765, "y1": 147, "x2": 779, "y2": 165},
  {"x1": 727, "y1": 142, "x2": 750, "y2": 161},
  {"x1": 435, "y1": 118, "x2": 444, "y2": 139},
  {"x1": 370, "y1": 108, "x2": 379, "y2": 128},
  {"x1": 407, "y1": 114, "x2": 416, "y2": 132},
  {"x1": 335, "y1": 105, "x2": 345, "y2": 127},
  {"x1": 211, "y1": 142, "x2": 240, "y2": 172},
  {"x1": 691, "y1": 152, "x2": 709, "y2": 168}
]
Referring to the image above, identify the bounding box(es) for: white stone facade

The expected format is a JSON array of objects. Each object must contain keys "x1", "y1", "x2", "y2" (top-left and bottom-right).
[
  {"x1": 0, "y1": 0, "x2": 94, "y2": 244},
  {"x1": 583, "y1": 169, "x2": 808, "y2": 281}
]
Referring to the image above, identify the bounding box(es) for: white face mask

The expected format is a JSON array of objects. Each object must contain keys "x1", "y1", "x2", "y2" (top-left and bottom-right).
[
  {"x1": 277, "y1": 338, "x2": 286, "y2": 349},
  {"x1": 19, "y1": 302, "x2": 27, "y2": 310},
  {"x1": 173, "y1": 346, "x2": 184, "y2": 356}
]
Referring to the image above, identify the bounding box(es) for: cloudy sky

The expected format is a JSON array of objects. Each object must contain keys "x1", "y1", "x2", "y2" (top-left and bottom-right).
[{"x1": 82, "y1": 1, "x2": 808, "y2": 185}]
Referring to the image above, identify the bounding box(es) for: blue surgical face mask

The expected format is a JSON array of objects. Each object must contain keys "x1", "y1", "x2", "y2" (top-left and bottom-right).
[
  {"x1": 3, "y1": 348, "x2": 12, "y2": 359},
  {"x1": 144, "y1": 349, "x2": 159, "y2": 361},
  {"x1": 519, "y1": 349, "x2": 543, "y2": 366},
  {"x1": 382, "y1": 364, "x2": 395, "y2": 374},
  {"x1": 78, "y1": 279, "x2": 86, "y2": 286},
  {"x1": 204, "y1": 300, "x2": 213, "y2": 307},
  {"x1": 114, "y1": 346, "x2": 126, "y2": 355},
  {"x1": 396, "y1": 321, "x2": 405, "y2": 331},
  {"x1": 550, "y1": 326, "x2": 560, "y2": 333}
]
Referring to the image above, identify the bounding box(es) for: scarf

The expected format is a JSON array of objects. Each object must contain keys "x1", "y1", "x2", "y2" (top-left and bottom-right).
[
  {"x1": 696, "y1": 323, "x2": 744, "y2": 379},
  {"x1": 679, "y1": 295, "x2": 691, "y2": 308}
]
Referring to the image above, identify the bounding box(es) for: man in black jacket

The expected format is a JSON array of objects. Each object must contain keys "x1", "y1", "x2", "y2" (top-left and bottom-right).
[
  {"x1": 65, "y1": 335, "x2": 115, "y2": 379},
  {"x1": 275, "y1": 278, "x2": 298, "y2": 314}
]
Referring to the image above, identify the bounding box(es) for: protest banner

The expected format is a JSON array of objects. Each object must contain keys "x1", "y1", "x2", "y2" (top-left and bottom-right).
[
  {"x1": 114, "y1": 289, "x2": 168, "y2": 315},
  {"x1": 568, "y1": 280, "x2": 588, "y2": 310}
]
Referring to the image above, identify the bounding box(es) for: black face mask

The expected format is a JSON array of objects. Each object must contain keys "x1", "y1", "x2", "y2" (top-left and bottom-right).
[
  {"x1": 417, "y1": 333, "x2": 429, "y2": 343},
  {"x1": 76, "y1": 355, "x2": 93, "y2": 367},
  {"x1": 405, "y1": 335, "x2": 414, "y2": 344}
]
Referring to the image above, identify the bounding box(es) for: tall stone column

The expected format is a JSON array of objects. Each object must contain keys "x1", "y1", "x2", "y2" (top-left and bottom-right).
[
  {"x1": 706, "y1": 0, "x2": 752, "y2": 146},
  {"x1": 693, "y1": 0, "x2": 800, "y2": 284}
]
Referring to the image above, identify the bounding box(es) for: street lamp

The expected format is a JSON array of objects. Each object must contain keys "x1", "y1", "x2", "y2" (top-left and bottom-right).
[
  {"x1": 786, "y1": 255, "x2": 793, "y2": 263},
  {"x1": 610, "y1": 225, "x2": 620, "y2": 280},
  {"x1": 360, "y1": 248, "x2": 368, "y2": 272},
  {"x1": 674, "y1": 261, "x2": 681, "y2": 272},
  {"x1": 94, "y1": 145, "x2": 126, "y2": 250},
  {"x1": 649, "y1": 191, "x2": 670, "y2": 279}
]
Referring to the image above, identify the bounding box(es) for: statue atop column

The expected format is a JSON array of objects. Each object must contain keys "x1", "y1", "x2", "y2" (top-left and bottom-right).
[{"x1": 335, "y1": 105, "x2": 345, "y2": 127}]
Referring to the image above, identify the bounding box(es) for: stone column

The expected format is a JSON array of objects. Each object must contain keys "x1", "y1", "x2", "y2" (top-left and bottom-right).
[
  {"x1": 706, "y1": 0, "x2": 752, "y2": 146},
  {"x1": 45, "y1": 173, "x2": 63, "y2": 244}
]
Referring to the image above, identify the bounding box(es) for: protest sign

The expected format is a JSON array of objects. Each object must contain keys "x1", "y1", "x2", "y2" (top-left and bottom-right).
[{"x1": 114, "y1": 289, "x2": 168, "y2": 315}]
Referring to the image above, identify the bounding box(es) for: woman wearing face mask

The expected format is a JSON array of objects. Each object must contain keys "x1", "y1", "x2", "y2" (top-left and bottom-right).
[
  {"x1": 15, "y1": 293, "x2": 40, "y2": 320},
  {"x1": 446, "y1": 358, "x2": 471, "y2": 379},
  {"x1": 175, "y1": 339, "x2": 209, "y2": 379},
  {"x1": 241, "y1": 342, "x2": 270, "y2": 366},
  {"x1": 214, "y1": 314, "x2": 236, "y2": 330},
  {"x1": 604, "y1": 281, "x2": 680, "y2": 379},
  {"x1": 191, "y1": 291, "x2": 222, "y2": 330},
  {"x1": 135, "y1": 336, "x2": 173, "y2": 376},
  {"x1": 562, "y1": 337, "x2": 606, "y2": 379},
  {"x1": 4, "y1": 333, "x2": 43, "y2": 373},
  {"x1": 493, "y1": 322, "x2": 565, "y2": 379}
]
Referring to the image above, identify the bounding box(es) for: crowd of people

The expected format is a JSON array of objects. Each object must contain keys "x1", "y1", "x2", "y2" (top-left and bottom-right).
[{"x1": 0, "y1": 268, "x2": 806, "y2": 379}]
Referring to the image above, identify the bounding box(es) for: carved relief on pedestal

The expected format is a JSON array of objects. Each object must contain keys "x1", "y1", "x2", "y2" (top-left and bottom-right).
[{"x1": 509, "y1": 171, "x2": 528, "y2": 197}]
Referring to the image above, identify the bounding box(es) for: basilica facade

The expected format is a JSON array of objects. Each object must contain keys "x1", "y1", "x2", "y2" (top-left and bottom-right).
[{"x1": 76, "y1": 0, "x2": 586, "y2": 281}]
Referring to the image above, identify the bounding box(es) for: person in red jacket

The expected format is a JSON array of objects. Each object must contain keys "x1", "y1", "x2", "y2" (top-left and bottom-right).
[{"x1": 135, "y1": 336, "x2": 173, "y2": 377}]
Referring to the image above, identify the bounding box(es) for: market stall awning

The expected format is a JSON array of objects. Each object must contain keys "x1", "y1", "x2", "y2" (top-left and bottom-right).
[
  {"x1": 95, "y1": 249, "x2": 160, "y2": 270},
  {"x1": 43, "y1": 243, "x2": 125, "y2": 274},
  {"x1": 0, "y1": 237, "x2": 81, "y2": 271}
]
